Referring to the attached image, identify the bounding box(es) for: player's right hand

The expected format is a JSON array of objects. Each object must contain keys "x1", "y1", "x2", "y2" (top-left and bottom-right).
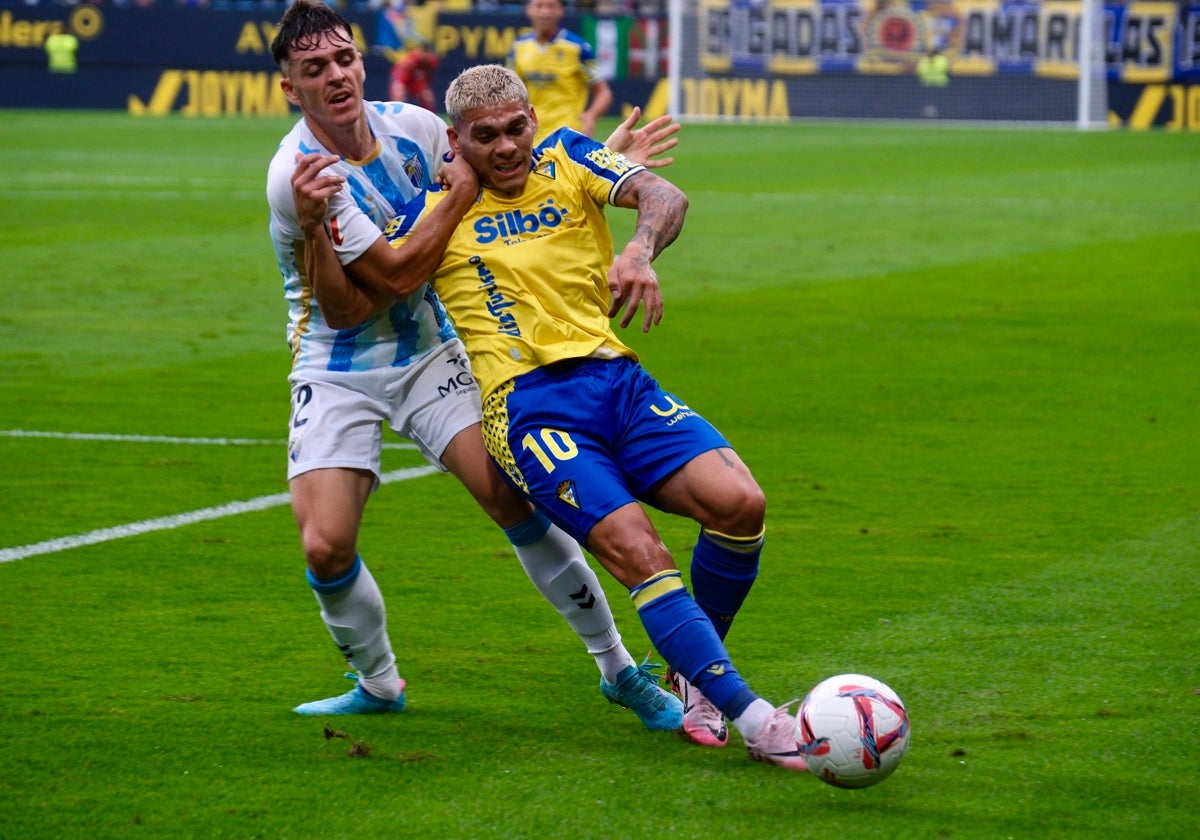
[
  {"x1": 291, "y1": 152, "x2": 345, "y2": 235},
  {"x1": 607, "y1": 246, "x2": 664, "y2": 333}
]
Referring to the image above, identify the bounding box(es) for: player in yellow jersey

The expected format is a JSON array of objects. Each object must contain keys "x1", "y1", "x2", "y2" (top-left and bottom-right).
[
  {"x1": 291, "y1": 65, "x2": 809, "y2": 770},
  {"x1": 508, "y1": 0, "x2": 613, "y2": 143}
]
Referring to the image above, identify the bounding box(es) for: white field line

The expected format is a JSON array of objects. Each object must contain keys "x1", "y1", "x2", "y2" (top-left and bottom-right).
[
  {"x1": 0, "y1": 430, "x2": 432, "y2": 564},
  {"x1": 0, "y1": 429, "x2": 416, "y2": 451}
]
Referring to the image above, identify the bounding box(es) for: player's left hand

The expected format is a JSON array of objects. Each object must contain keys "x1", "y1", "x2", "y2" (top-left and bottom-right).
[
  {"x1": 607, "y1": 248, "x2": 664, "y2": 333},
  {"x1": 605, "y1": 106, "x2": 680, "y2": 169},
  {"x1": 435, "y1": 152, "x2": 479, "y2": 196}
]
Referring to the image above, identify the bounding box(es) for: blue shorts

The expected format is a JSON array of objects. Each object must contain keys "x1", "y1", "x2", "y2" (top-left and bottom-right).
[{"x1": 481, "y1": 356, "x2": 729, "y2": 545}]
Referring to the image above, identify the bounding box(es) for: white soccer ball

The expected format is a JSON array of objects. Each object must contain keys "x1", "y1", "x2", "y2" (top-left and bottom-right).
[{"x1": 795, "y1": 673, "x2": 911, "y2": 789}]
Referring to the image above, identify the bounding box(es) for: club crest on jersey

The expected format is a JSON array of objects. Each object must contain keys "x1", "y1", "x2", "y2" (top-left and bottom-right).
[
  {"x1": 473, "y1": 198, "x2": 571, "y2": 245},
  {"x1": 402, "y1": 153, "x2": 426, "y2": 190}
]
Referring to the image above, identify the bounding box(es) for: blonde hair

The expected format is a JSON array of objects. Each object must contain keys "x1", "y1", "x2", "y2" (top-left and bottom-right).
[{"x1": 444, "y1": 64, "x2": 530, "y2": 126}]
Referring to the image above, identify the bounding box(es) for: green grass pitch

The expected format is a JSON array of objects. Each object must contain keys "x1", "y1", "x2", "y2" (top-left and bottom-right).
[{"x1": 0, "y1": 110, "x2": 1197, "y2": 838}]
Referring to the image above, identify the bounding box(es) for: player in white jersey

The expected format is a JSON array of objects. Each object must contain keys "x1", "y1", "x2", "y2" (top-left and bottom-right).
[
  {"x1": 266, "y1": 0, "x2": 683, "y2": 728},
  {"x1": 269, "y1": 101, "x2": 455, "y2": 375}
]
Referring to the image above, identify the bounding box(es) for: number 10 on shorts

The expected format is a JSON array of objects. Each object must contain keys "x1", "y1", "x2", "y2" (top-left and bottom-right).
[{"x1": 522, "y1": 428, "x2": 577, "y2": 473}]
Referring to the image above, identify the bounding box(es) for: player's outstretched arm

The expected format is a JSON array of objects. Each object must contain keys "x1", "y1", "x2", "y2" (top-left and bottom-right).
[
  {"x1": 605, "y1": 106, "x2": 680, "y2": 169},
  {"x1": 607, "y1": 170, "x2": 688, "y2": 333}
]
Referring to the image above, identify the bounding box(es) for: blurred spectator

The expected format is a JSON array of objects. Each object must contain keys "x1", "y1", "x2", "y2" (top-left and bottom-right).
[
  {"x1": 45, "y1": 28, "x2": 79, "y2": 71},
  {"x1": 916, "y1": 47, "x2": 950, "y2": 87},
  {"x1": 376, "y1": 0, "x2": 442, "y2": 111}
]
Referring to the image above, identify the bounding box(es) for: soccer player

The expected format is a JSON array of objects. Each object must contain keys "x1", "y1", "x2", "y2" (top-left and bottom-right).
[
  {"x1": 266, "y1": 0, "x2": 683, "y2": 729},
  {"x1": 291, "y1": 64, "x2": 808, "y2": 770},
  {"x1": 379, "y1": 0, "x2": 441, "y2": 112},
  {"x1": 508, "y1": 0, "x2": 613, "y2": 144}
]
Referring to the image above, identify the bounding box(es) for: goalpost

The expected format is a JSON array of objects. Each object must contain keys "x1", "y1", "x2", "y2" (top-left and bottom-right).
[
  {"x1": 661, "y1": 0, "x2": 1109, "y2": 127},
  {"x1": 1076, "y1": 0, "x2": 1108, "y2": 129}
]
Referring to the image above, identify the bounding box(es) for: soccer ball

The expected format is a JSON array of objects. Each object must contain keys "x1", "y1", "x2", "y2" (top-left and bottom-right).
[{"x1": 795, "y1": 673, "x2": 911, "y2": 789}]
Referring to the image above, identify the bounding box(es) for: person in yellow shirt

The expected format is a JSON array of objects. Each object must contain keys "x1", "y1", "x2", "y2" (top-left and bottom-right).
[
  {"x1": 292, "y1": 65, "x2": 813, "y2": 769},
  {"x1": 916, "y1": 47, "x2": 949, "y2": 87},
  {"x1": 507, "y1": 0, "x2": 612, "y2": 143},
  {"x1": 45, "y1": 30, "x2": 79, "y2": 74}
]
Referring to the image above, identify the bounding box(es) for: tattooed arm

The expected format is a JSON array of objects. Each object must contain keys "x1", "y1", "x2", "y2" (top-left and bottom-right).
[{"x1": 606, "y1": 170, "x2": 689, "y2": 333}]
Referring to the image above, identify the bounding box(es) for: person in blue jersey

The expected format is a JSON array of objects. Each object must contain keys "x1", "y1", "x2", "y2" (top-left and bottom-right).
[
  {"x1": 291, "y1": 64, "x2": 808, "y2": 770},
  {"x1": 266, "y1": 0, "x2": 685, "y2": 729},
  {"x1": 508, "y1": 0, "x2": 613, "y2": 144}
]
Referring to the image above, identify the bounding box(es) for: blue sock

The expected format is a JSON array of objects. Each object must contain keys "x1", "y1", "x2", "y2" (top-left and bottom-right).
[
  {"x1": 690, "y1": 527, "x2": 762, "y2": 640},
  {"x1": 306, "y1": 554, "x2": 362, "y2": 594},
  {"x1": 502, "y1": 510, "x2": 552, "y2": 546},
  {"x1": 632, "y1": 571, "x2": 758, "y2": 719}
]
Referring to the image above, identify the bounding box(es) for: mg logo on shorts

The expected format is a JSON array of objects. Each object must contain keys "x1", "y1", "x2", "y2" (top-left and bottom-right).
[
  {"x1": 438, "y1": 354, "x2": 478, "y2": 397},
  {"x1": 437, "y1": 370, "x2": 478, "y2": 398}
]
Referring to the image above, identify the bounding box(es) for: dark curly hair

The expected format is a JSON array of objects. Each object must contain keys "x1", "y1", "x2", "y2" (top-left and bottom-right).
[{"x1": 270, "y1": 0, "x2": 356, "y2": 69}]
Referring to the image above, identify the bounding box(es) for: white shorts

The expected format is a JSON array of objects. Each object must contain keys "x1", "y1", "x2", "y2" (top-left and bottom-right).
[{"x1": 286, "y1": 339, "x2": 482, "y2": 489}]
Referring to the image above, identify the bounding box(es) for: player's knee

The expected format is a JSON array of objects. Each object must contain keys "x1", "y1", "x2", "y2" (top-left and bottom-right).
[
  {"x1": 588, "y1": 521, "x2": 675, "y2": 590},
  {"x1": 301, "y1": 531, "x2": 358, "y2": 580},
  {"x1": 477, "y1": 484, "x2": 533, "y2": 530},
  {"x1": 706, "y1": 476, "x2": 767, "y2": 536}
]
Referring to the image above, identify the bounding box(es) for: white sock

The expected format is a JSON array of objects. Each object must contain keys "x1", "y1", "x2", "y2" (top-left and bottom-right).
[
  {"x1": 732, "y1": 698, "x2": 775, "y2": 740},
  {"x1": 511, "y1": 521, "x2": 636, "y2": 685},
  {"x1": 310, "y1": 559, "x2": 401, "y2": 701}
]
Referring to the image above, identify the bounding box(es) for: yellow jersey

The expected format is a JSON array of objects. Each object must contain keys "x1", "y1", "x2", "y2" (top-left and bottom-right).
[
  {"x1": 383, "y1": 130, "x2": 646, "y2": 400},
  {"x1": 508, "y1": 29, "x2": 602, "y2": 143}
]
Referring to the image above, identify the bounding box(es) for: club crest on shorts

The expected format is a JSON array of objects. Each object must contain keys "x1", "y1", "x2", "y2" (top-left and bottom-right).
[{"x1": 556, "y1": 479, "x2": 580, "y2": 509}]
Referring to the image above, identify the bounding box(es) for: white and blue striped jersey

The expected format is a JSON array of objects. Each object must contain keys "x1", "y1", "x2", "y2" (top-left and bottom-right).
[{"x1": 267, "y1": 101, "x2": 457, "y2": 374}]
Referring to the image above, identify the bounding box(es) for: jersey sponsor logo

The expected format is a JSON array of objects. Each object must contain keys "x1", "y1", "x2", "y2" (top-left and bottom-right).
[
  {"x1": 468, "y1": 255, "x2": 521, "y2": 337},
  {"x1": 585, "y1": 146, "x2": 635, "y2": 174},
  {"x1": 329, "y1": 215, "x2": 345, "y2": 246},
  {"x1": 473, "y1": 198, "x2": 570, "y2": 244}
]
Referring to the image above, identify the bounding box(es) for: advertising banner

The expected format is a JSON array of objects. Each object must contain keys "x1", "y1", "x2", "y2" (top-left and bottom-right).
[
  {"x1": 693, "y1": 0, "x2": 1199, "y2": 83},
  {"x1": 1, "y1": 1, "x2": 1196, "y2": 127}
]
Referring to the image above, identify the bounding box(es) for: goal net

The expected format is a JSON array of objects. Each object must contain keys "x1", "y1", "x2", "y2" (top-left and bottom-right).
[{"x1": 661, "y1": 0, "x2": 1110, "y2": 125}]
